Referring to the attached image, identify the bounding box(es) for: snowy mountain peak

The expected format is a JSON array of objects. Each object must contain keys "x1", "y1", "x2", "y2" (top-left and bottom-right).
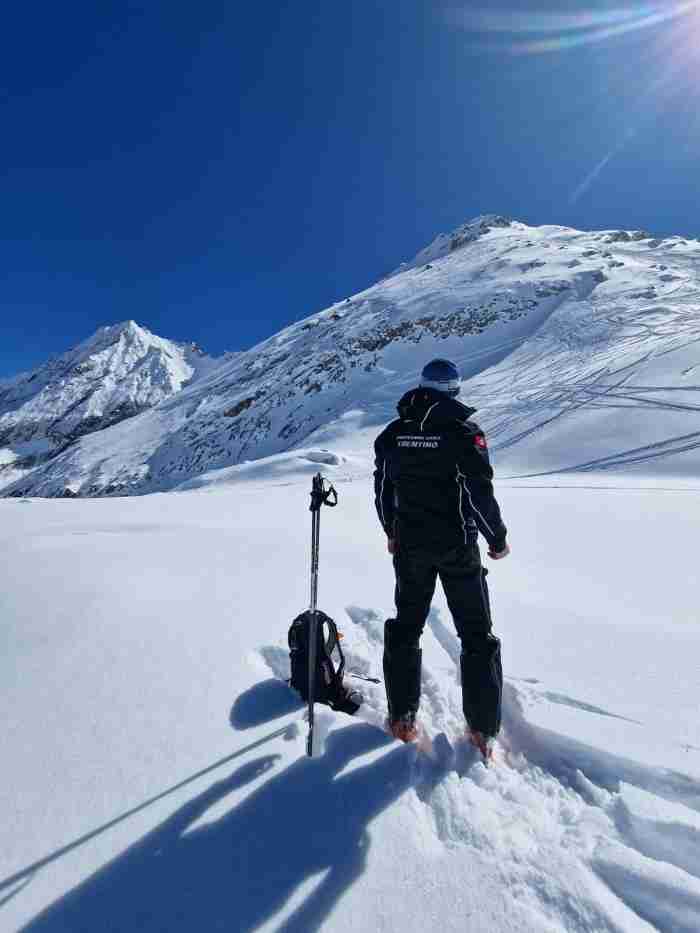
[
  {"x1": 396, "y1": 213, "x2": 514, "y2": 273},
  {"x1": 0, "y1": 321, "x2": 214, "y2": 489},
  {"x1": 100, "y1": 319, "x2": 141, "y2": 337},
  {"x1": 76, "y1": 319, "x2": 163, "y2": 356}
]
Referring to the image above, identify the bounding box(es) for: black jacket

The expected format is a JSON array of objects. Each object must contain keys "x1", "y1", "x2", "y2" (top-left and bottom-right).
[{"x1": 373, "y1": 388, "x2": 507, "y2": 551}]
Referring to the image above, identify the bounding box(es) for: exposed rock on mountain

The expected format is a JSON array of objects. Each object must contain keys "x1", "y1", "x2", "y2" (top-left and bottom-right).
[
  {"x1": 0, "y1": 321, "x2": 212, "y2": 488},
  {"x1": 4, "y1": 215, "x2": 700, "y2": 497}
]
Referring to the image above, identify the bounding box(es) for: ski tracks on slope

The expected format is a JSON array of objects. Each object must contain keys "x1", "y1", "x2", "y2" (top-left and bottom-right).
[{"x1": 256, "y1": 606, "x2": 700, "y2": 932}]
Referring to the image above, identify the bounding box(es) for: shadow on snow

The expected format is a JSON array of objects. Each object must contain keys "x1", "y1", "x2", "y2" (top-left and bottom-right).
[
  {"x1": 230, "y1": 678, "x2": 303, "y2": 730},
  {"x1": 21, "y1": 724, "x2": 410, "y2": 933},
  {"x1": 0, "y1": 726, "x2": 292, "y2": 901}
]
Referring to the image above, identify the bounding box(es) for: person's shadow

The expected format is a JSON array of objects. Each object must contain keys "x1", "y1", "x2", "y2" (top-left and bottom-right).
[{"x1": 24, "y1": 724, "x2": 412, "y2": 933}]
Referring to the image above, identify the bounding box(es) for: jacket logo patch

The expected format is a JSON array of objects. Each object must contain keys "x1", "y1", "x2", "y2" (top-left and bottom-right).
[
  {"x1": 398, "y1": 435, "x2": 441, "y2": 449},
  {"x1": 474, "y1": 434, "x2": 488, "y2": 449}
]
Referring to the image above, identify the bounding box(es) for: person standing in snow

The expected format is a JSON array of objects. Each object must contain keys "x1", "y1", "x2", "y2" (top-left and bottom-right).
[{"x1": 373, "y1": 358, "x2": 510, "y2": 760}]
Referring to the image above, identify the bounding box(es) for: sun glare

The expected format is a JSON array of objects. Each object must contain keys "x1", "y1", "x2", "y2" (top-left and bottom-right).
[
  {"x1": 452, "y1": 2, "x2": 700, "y2": 55},
  {"x1": 451, "y1": 2, "x2": 700, "y2": 202}
]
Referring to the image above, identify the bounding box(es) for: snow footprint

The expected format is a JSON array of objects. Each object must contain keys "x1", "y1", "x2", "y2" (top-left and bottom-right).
[
  {"x1": 344, "y1": 605, "x2": 384, "y2": 647},
  {"x1": 257, "y1": 645, "x2": 290, "y2": 681},
  {"x1": 345, "y1": 605, "x2": 461, "y2": 735},
  {"x1": 426, "y1": 606, "x2": 461, "y2": 668},
  {"x1": 342, "y1": 606, "x2": 388, "y2": 728},
  {"x1": 426, "y1": 613, "x2": 700, "y2": 931}
]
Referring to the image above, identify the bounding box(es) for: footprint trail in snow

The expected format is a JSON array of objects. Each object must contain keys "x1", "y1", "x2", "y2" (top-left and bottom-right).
[{"x1": 257, "y1": 603, "x2": 700, "y2": 933}]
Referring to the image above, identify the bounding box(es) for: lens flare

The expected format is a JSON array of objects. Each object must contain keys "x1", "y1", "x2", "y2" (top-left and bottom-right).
[
  {"x1": 451, "y1": 2, "x2": 699, "y2": 54},
  {"x1": 462, "y1": 8, "x2": 674, "y2": 34},
  {"x1": 451, "y1": 2, "x2": 700, "y2": 202}
]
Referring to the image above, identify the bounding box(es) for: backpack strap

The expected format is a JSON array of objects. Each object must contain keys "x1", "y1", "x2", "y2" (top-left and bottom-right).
[
  {"x1": 323, "y1": 617, "x2": 346, "y2": 683},
  {"x1": 320, "y1": 617, "x2": 360, "y2": 714}
]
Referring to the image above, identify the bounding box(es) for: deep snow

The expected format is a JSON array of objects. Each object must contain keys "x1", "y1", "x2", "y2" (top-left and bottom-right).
[{"x1": 2, "y1": 457, "x2": 700, "y2": 932}]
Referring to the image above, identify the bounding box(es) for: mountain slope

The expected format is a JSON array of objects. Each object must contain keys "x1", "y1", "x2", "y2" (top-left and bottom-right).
[
  {"x1": 4, "y1": 215, "x2": 700, "y2": 497},
  {"x1": 0, "y1": 321, "x2": 213, "y2": 491}
]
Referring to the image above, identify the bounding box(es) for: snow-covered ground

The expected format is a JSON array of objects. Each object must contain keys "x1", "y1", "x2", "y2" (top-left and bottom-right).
[
  {"x1": 3, "y1": 214, "x2": 700, "y2": 930},
  {"x1": 3, "y1": 456, "x2": 700, "y2": 932}
]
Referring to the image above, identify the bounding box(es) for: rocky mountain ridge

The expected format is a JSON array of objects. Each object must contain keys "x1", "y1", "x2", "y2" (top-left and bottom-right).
[
  {"x1": 0, "y1": 320, "x2": 213, "y2": 489},
  {"x1": 3, "y1": 213, "x2": 700, "y2": 497}
]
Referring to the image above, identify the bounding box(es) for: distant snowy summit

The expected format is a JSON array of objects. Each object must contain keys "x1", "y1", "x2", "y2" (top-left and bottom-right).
[
  {"x1": 0, "y1": 321, "x2": 213, "y2": 489},
  {"x1": 392, "y1": 214, "x2": 515, "y2": 273},
  {"x1": 3, "y1": 215, "x2": 700, "y2": 497}
]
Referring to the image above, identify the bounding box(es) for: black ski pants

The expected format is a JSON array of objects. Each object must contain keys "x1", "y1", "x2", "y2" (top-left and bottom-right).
[{"x1": 384, "y1": 540, "x2": 502, "y2": 736}]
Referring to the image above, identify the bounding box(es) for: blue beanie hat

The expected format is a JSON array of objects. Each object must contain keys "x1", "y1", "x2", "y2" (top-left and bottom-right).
[{"x1": 420, "y1": 359, "x2": 460, "y2": 397}]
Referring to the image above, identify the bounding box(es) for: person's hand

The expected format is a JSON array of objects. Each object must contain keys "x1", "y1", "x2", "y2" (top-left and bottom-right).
[
  {"x1": 488, "y1": 543, "x2": 510, "y2": 560},
  {"x1": 387, "y1": 537, "x2": 397, "y2": 555}
]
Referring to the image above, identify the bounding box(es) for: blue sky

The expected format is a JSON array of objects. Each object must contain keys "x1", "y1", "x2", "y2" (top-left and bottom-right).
[{"x1": 3, "y1": 0, "x2": 700, "y2": 376}]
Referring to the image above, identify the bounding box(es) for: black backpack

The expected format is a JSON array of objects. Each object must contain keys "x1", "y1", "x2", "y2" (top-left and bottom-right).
[{"x1": 288, "y1": 610, "x2": 361, "y2": 715}]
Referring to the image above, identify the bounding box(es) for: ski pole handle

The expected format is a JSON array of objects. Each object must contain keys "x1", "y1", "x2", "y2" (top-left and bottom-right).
[{"x1": 309, "y1": 473, "x2": 338, "y2": 512}]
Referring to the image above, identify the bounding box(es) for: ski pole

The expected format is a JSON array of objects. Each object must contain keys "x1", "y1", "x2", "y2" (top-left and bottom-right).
[
  {"x1": 306, "y1": 473, "x2": 337, "y2": 757},
  {"x1": 307, "y1": 480, "x2": 320, "y2": 757}
]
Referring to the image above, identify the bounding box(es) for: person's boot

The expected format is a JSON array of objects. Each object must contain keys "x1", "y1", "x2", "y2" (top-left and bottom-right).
[
  {"x1": 466, "y1": 729, "x2": 495, "y2": 762},
  {"x1": 460, "y1": 634, "x2": 502, "y2": 738},
  {"x1": 388, "y1": 711, "x2": 418, "y2": 743}
]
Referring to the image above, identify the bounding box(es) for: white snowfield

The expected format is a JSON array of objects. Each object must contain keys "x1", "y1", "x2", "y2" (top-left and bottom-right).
[
  {"x1": 2, "y1": 214, "x2": 700, "y2": 931},
  {"x1": 2, "y1": 459, "x2": 700, "y2": 933},
  {"x1": 4, "y1": 214, "x2": 700, "y2": 497}
]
